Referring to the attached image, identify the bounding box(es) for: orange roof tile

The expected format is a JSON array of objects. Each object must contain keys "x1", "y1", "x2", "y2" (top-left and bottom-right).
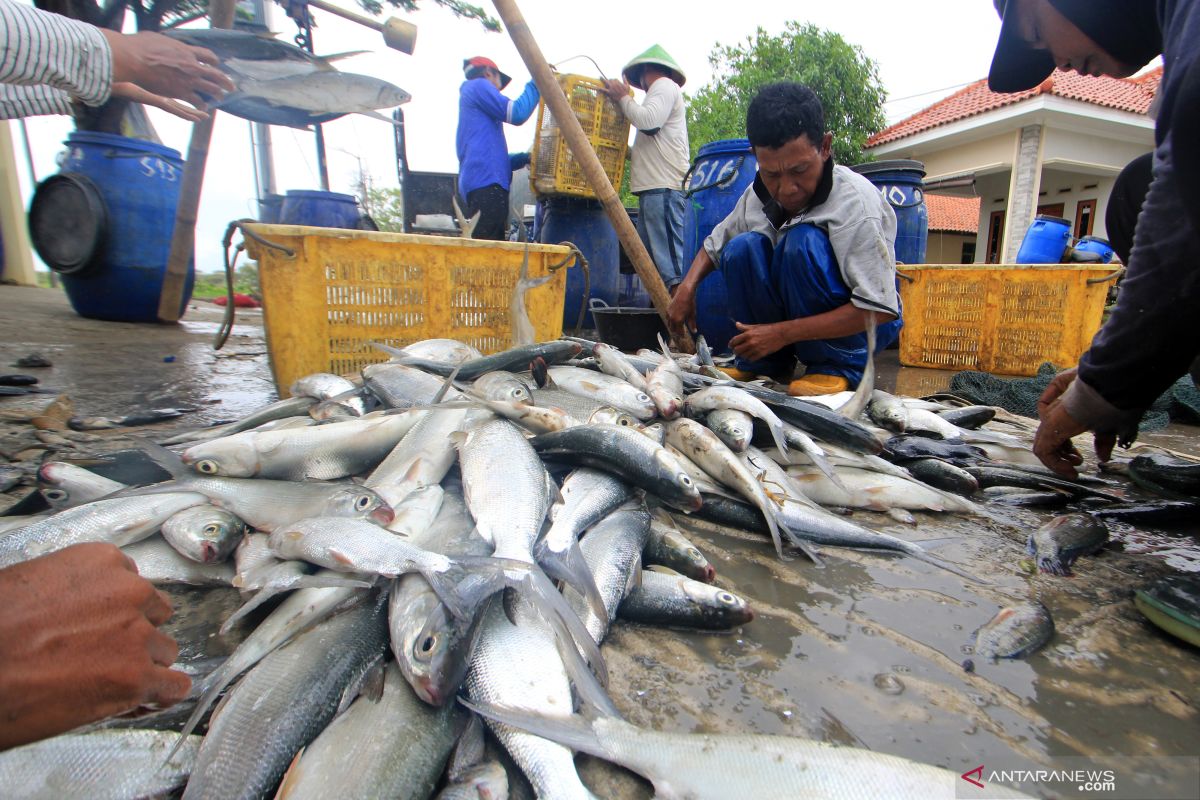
[
  {"x1": 925, "y1": 194, "x2": 980, "y2": 234},
  {"x1": 867, "y1": 67, "x2": 1161, "y2": 148}
]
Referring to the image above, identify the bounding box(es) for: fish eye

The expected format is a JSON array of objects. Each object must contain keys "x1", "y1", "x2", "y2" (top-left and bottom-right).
[
  {"x1": 43, "y1": 489, "x2": 67, "y2": 502},
  {"x1": 415, "y1": 633, "x2": 439, "y2": 661},
  {"x1": 718, "y1": 592, "x2": 736, "y2": 605},
  {"x1": 618, "y1": 417, "x2": 632, "y2": 427},
  {"x1": 680, "y1": 475, "x2": 693, "y2": 487},
  {"x1": 195, "y1": 460, "x2": 219, "y2": 475},
  {"x1": 203, "y1": 523, "x2": 221, "y2": 537},
  {"x1": 687, "y1": 548, "x2": 702, "y2": 559},
  {"x1": 355, "y1": 495, "x2": 373, "y2": 511},
  {"x1": 637, "y1": 393, "x2": 651, "y2": 403}
]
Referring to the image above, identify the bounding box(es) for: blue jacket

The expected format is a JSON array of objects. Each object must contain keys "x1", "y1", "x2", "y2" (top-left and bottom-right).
[{"x1": 456, "y1": 77, "x2": 539, "y2": 197}]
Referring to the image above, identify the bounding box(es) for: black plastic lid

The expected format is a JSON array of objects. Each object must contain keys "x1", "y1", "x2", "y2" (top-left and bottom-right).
[
  {"x1": 1034, "y1": 214, "x2": 1071, "y2": 225},
  {"x1": 28, "y1": 172, "x2": 107, "y2": 275},
  {"x1": 849, "y1": 159, "x2": 926, "y2": 177}
]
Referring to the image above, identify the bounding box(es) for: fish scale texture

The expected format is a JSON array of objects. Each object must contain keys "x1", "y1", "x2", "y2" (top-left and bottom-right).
[{"x1": 182, "y1": 598, "x2": 388, "y2": 800}]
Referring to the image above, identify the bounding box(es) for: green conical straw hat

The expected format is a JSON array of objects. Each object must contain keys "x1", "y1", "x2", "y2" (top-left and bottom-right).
[{"x1": 622, "y1": 44, "x2": 686, "y2": 88}]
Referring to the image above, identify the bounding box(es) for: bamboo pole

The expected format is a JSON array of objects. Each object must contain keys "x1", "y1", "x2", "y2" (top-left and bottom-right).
[
  {"x1": 157, "y1": 0, "x2": 236, "y2": 322},
  {"x1": 490, "y1": 0, "x2": 693, "y2": 351}
]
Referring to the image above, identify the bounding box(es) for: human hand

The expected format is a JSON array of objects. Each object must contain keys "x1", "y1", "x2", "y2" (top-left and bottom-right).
[
  {"x1": 0, "y1": 543, "x2": 190, "y2": 750},
  {"x1": 729, "y1": 321, "x2": 788, "y2": 363},
  {"x1": 103, "y1": 30, "x2": 235, "y2": 107},
  {"x1": 667, "y1": 284, "x2": 697, "y2": 343},
  {"x1": 111, "y1": 82, "x2": 209, "y2": 122},
  {"x1": 600, "y1": 78, "x2": 629, "y2": 101}
]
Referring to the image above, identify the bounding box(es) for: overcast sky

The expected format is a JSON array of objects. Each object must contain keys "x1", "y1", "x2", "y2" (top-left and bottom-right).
[{"x1": 12, "y1": 0, "x2": 1004, "y2": 274}]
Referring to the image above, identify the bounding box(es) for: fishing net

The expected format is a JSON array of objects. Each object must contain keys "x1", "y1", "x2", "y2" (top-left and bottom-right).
[{"x1": 948, "y1": 362, "x2": 1200, "y2": 431}]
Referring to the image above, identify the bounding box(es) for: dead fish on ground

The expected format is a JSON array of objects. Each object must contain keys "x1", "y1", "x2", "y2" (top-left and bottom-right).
[
  {"x1": 68, "y1": 408, "x2": 196, "y2": 431},
  {"x1": 1026, "y1": 513, "x2": 1109, "y2": 575},
  {"x1": 968, "y1": 600, "x2": 1055, "y2": 666}
]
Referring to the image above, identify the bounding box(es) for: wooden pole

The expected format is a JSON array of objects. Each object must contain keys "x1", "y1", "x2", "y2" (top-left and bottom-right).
[
  {"x1": 490, "y1": 0, "x2": 693, "y2": 351},
  {"x1": 157, "y1": 0, "x2": 236, "y2": 322}
]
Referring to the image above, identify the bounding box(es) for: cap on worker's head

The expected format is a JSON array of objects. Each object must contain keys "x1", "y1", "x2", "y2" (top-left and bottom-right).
[
  {"x1": 988, "y1": 0, "x2": 1057, "y2": 92},
  {"x1": 622, "y1": 45, "x2": 686, "y2": 89},
  {"x1": 463, "y1": 56, "x2": 512, "y2": 89}
]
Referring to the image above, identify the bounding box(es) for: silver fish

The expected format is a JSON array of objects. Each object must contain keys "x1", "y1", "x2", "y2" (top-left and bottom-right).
[
  {"x1": 220, "y1": 560, "x2": 373, "y2": 635},
  {"x1": 473, "y1": 371, "x2": 533, "y2": 404},
  {"x1": 684, "y1": 386, "x2": 790, "y2": 459},
  {"x1": 37, "y1": 462, "x2": 125, "y2": 510},
  {"x1": 645, "y1": 336, "x2": 684, "y2": 419},
  {"x1": 160, "y1": 504, "x2": 246, "y2": 563},
  {"x1": 181, "y1": 594, "x2": 389, "y2": 800},
  {"x1": 510, "y1": 249, "x2": 554, "y2": 347},
  {"x1": 232, "y1": 532, "x2": 277, "y2": 590},
  {"x1": 786, "y1": 465, "x2": 984, "y2": 514},
  {"x1": 546, "y1": 366, "x2": 657, "y2": 420},
  {"x1": 537, "y1": 467, "x2": 636, "y2": 626},
  {"x1": 158, "y1": 396, "x2": 317, "y2": 446},
  {"x1": 618, "y1": 568, "x2": 754, "y2": 631},
  {"x1": 121, "y1": 537, "x2": 236, "y2": 586},
  {"x1": 835, "y1": 310, "x2": 876, "y2": 420},
  {"x1": 0, "y1": 492, "x2": 209, "y2": 568},
  {"x1": 381, "y1": 338, "x2": 484, "y2": 365},
  {"x1": 435, "y1": 761, "x2": 510, "y2": 800},
  {"x1": 564, "y1": 501, "x2": 652, "y2": 644},
  {"x1": 593, "y1": 342, "x2": 649, "y2": 391},
  {"x1": 0, "y1": 729, "x2": 201, "y2": 800},
  {"x1": 181, "y1": 412, "x2": 420, "y2": 481},
  {"x1": 706, "y1": 408, "x2": 754, "y2": 453},
  {"x1": 218, "y1": 71, "x2": 411, "y2": 126},
  {"x1": 364, "y1": 363, "x2": 465, "y2": 408},
  {"x1": 867, "y1": 390, "x2": 909, "y2": 433},
  {"x1": 366, "y1": 408, "x2": 471, "y2": 509},
  {"x1": 465, "y1": 702, "x2": 1033, "y2": 800},
  {"x1": 531, "y1": 387, "x2": 641, "y2": 430},
  {"x1": 291, "y1": 372, "x2": 358, "y2": 404},
  {"x1": 275, "y1": 661, "x2": 465, "y2": 800},
  {"x1": 644, "y1": 511, "x2": 715, "y2": 582}
]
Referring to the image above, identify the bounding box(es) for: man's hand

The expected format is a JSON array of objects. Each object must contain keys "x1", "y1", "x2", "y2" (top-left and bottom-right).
[
  {"x1": 102, "y1": 30, "x2": 235, "y2": 107},
  {"x1": 111, "y1": 82, "x2": 208, "y2": 123},
  {"x1": 1033, "y1": 367, "x2": 1119, "y2": 476},
  {"x1": 0, "y1": 543, "x2": 191, "y2": 751},
  {"x1": 667, "y1": 283, "x2": 698, "y2": 345},
  {"x1": 600, "y1": 77, "x2": 630, "y2": 102},
  {"x1": 729, "y1": 321, "x2": 789, "y2": 363}
]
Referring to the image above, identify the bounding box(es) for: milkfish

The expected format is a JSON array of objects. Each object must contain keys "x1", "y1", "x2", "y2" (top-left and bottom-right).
[
  {"x1": 472, "y1": 370, "x2": 533, "y2": 404},
  {"x1": 37, "y1": 462, "x2": 125, "y2": 510},
  {"x1": 644, "y1": 511, "x2": 715, "y2": 582},
  {"x1": 1026, "y1": 513, "x2": 1109, "y2": 575},
  {"x1": 160, "y1": 504, "x2": 246, "y2": 563},
  {"x1": 383, "y1": 341, "x2": 582, "y2": 382},
  {"x1": 463, "y1": 700, "x2": 1033, "y2": 800},
  {"x1": 547, "y1": 365, "x2": 657, "y2": 420},
  {"x1": 121, "y1": 537, "x2": 236, "y2": 587},
  {"x1": 741, "y1": 384, "x2": 883, "y2": 455},
  {"x1": 158, "y1": 395, "x2": 318, "y2": 447},
  {"x1": 618, "y1": 567, "x2": 754, "y2": 631},
  {"x1": 593, "y1": 342, "x2": 649, "y2": 391},
  {"x1": 562, "y1": 501, "x2": 652, "y2": 644},
  {"x1": 684, "y1": 385, "x2": 791, "y2": 459}
]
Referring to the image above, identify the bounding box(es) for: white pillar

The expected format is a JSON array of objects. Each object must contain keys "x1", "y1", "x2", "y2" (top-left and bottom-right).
[{"x1": 0, "y1": 121, "x2": 37, "y2": 286}]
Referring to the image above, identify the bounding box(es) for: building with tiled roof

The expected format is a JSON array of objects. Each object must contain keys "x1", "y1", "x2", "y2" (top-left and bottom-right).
[
  {"x1": 925, "y1": 195, "x2": 980, "y2": 264},
  {"x1": 866, "y1": 68, "x2": 1158, "y2": 263}
]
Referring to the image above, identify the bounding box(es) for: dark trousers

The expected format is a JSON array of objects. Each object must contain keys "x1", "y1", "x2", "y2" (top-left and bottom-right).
[
  {"x1": 463, "y1": 184, "x2": 510, "y2": 241},
  {"x1": 721, "y1": 226, "x2": 902, "y2": 386}
]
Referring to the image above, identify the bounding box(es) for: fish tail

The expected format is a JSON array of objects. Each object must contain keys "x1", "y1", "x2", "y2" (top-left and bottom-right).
[
  {"x1": 461, "y1": 697, "x2": 611, "y2": 757},
  {"x1": 137, "y1": 440, "x2": 190, "y2": 480},
  {"x1": 768, "y1": 420, "x2": 791, "y2": 464},
  {"x1": 370, "y1": 341, "x2": 410, "y2": 359},
  {"x1": 775, "y1": 519, "x2": 826, "y2": 567},
  {"x1": 1036, "y1": 555, "x2": 1068, "y2": 576},
  {"x1": 166, "y1": 661, "x2": 234, "y2": 762},
  {"x1": 516, "y1": 567, "x2": 610, "y2": 688},
  {"x1": 536, "y1": 540, "x2": 610, "y2": 629},
  {"x1": 219, "y1": 588, "x2": 280, "y2": 636},
  {"x1": 422, "y1": 565, "x2": 474, "y2": 621}
]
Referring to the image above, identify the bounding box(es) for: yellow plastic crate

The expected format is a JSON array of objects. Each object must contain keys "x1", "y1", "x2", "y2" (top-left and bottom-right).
[
  {"x1": 241, "y1": 224, "x2": 574, "y2": 395},
  {"x1": 897, "y1": 264, "x2": 1122, "y2": 377},
  {"x1": 530, "y1": 74, "x2": 629, "y2": 199}
]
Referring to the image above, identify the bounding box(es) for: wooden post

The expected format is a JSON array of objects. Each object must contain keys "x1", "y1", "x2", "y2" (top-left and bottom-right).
[
  {"x1": 490, "y1": 0, "x2": 693, "y2": 351},
  {"x1": 156, "y1": 0, "x2": 237, "y2": 322}
]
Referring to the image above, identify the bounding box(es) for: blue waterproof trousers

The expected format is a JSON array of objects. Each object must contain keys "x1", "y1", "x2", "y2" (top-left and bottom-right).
[{"x1": 720, "y1": 225, "x2": 903, "y2": 386}]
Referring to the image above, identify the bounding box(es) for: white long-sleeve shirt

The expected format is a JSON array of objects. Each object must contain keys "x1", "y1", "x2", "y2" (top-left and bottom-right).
[
  {"x1": 0, "y1": 0, "x2": 112, "y2": 119},
  {"x1": 617, "y1": 75, "x2": 689, "y2": 194}
]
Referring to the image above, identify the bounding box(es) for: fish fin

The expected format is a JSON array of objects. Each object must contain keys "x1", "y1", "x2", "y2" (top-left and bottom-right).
[
  {"x1": 277, "y1": 746, "x2": 307, "y2": 799},
  {"x1": 136, "y1": 440, "x2": 189, "y2": 480},
  {"x1": 327, "y1": 547, "x2": 357, "y2": 568},
  {"x1": 420, "y1": 564, "x2": 472, "y2": 621},
  {"x1": 656, "y1": 332, "x2": 673, "y2": 361},
  {"x1": 545, "y1": 610, "x2": 622, "y2": 719},
  {"x1": 357, "y1": 109, "x2": 405, "y2": 126},
  {"x1": 460, "y1": 698, "x2": 610, "y2": 756},
  {"x1": 515, "y1": 567, "x2": 609, "y2": 688},
  {"x1": 431, "y1": 363, "x2": 465, "y2": 405},
  {"x1": 645, "y1": 564, "x2": 684, "y2": 576},
  {"x1": 775, "y1": 520, "x2": 826, "y2": 567},
  {"x1": 316, "y1": 49, "x2": 370, "y2": 62},
  {"x1": 530, "y1": 357, "x2": 553, "y2": 389},
  {"x1": 167, "y1": 658, "x2": 236, "y2": 762},
  {"x1": 536, "y1": 539, "x2": 610, "y2": 630},
  {"x1": 1036, "y1": 555, "x2": 1069, "y2": 576},
  {"x1": 219, "y1": 586, "x2": 284, "y2": 635},
  {"x1": 370, "y1": 341, "x2": 410, "y2": 360}
]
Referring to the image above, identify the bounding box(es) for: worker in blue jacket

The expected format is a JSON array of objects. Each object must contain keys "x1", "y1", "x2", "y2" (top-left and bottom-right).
[{"x1": 456, "y1": 56, "x2": 540, "y2": 240}]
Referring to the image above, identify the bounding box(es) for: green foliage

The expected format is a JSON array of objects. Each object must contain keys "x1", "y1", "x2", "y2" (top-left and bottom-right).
[
  {"x1": 360, "y1": 1, "x2": 499, "y2": 31},
  {"x1": 362, "y1": 187, "x2": 407, "y2": 232},
  {"x1": 193, "y1": 261, "x2": 260, "y2": 298},
  {"x1": 686, "y1": 22, "x2": 887, "y2": 166}
]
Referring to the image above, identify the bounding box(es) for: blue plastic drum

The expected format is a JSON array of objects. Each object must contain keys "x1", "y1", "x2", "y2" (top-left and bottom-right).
[
  {"x1": 540, "y1": 196, "x2": 619, "y2": 329},
  {"x1": 279, "y1": 190, "x2": 361, "y2": 229},
  {"x1": 850, "y1": 160, "x2": 928, "y2": 266},
  {"x1": 1073, "y1": 235, "x2": 1115, "y2": 264},
  {"x1": 682, "y1": 139, "x2": 759, "y2": 353},
  {"x1": 55, "y1": 132, "x2": 193, "y2": 323},
  {"x1": 1016, "y1": 215, "x2": 1072, "y2": 264}
]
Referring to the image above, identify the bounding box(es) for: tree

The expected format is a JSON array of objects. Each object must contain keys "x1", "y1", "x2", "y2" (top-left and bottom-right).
[
  {"x1": 686, "y1": 22, "x2": 887, "y2": 166},
  {"x1": 33, "y1": 0, "x2": 500, "y2": 133}
]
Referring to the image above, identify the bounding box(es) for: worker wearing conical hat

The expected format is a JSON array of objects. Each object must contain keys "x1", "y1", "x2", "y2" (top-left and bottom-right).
[{"x1": 602, "y1": 45, "x2": 691, "y2": 292}]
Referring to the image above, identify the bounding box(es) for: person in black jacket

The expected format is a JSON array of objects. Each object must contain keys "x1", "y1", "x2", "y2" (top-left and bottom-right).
[{"x1": 988, "y1": 0, "x2": 1200, "y2": 477}]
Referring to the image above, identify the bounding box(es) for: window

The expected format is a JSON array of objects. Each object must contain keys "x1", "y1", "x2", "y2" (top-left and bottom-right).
[
  {"x1": 961, "y1": 241, "x2": 977, "y2": 264},
  {"x1": 1075, "y1": 199, "x2": 1096, "y2": 238},
  {"x1": 1037, "y1": 203, "x2": 1065, "y2": 218},
  {"x1": 986, "y1": 211, "x2": 1005, "y2": 263}
]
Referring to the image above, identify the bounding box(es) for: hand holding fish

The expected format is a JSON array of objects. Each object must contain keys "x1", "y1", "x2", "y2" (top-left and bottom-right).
[
  {"x1": 0, "y1": 543, "x2": 191, "y2": 750},
  {"x1": 101, "y1": 30, "x2": 235, "y2": 107},
  {"x1": 666, "y1": 284, "x2": 698, "y2": 352},
  {"x1": 729, "y1": 321, "x2": 789, "y2": 364},
  {"x1": 1034, "y1": 367, "x2": 1117, "y2": 478}
]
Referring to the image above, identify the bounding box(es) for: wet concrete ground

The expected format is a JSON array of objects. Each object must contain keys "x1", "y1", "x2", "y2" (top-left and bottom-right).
[{"x1": 1, "y1": 284, "x2": 1197, "y2": 798}]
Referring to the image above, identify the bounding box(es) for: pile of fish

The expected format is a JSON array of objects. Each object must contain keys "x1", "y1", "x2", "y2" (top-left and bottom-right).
[
  {"x1": 165, "y1": 28, "x2": 410, "y2": 129},
  {"x1": 3, "y1": 330, "x2": 1166, "y2": 798}
]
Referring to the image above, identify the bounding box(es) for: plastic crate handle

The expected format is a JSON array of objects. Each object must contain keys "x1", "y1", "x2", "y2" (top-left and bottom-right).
[
  {"x1": 682, "y1": 155, "x2": 746, "y2": 198},
  {"x1": 1086, "y1": 266, "x2": 1124, "y2": 284}
]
